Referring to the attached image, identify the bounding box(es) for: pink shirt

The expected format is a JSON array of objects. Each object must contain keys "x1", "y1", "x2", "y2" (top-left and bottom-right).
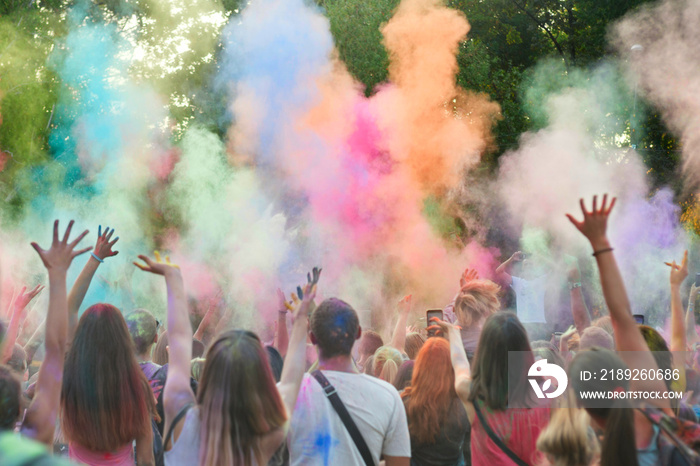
[
  {"x1": 471, "y1": 404, "x2": 550, "y2": 466},
  {"x1": 69, "y1": 442, "x2": 133, "y2": 466}
]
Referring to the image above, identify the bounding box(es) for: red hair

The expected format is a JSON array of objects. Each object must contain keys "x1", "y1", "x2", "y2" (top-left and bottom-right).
[
  {"x1": 401, "y1": 338, "x2": 456, "y2": 443},
  {"x1": 62, "y1": 303, "x2": 156, "y2": 452}
]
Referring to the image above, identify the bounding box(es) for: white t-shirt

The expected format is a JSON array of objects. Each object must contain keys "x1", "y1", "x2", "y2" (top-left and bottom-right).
[
  {"x1": 511, "y1": 275, "x2": 548, "y2": 323},
  {"x1": 288, "y1": 371, "x2": 410, "y2": 466}
]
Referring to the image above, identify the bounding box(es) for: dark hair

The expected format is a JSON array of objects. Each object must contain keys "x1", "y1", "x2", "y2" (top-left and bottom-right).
[
  {"x1": 310, "y1": 298, "x2": 359, "y2": 359},
  {"x1": 266, "y1": 346, "x2": 284, "y2": 382},
  {"x1": 192, "y1": 339, "x2": 205, "y2": 359},
  {"x1": 405, "y1": 333, "x2": 425, "y2": 360},
  {"x1": 359, "y1": 330, "x2": 383, "y2": 357},
  {"x1": 0, "y1": 365, "x2": 21, "y2": 430},
  {"x1": 393, "y1": 360, "x2": 414, "y2": 391},
  {"x1": 62, "y1": 303, "x2": 156, "y2": 452},
  {"x1": 197, "y1": 330, "x2": 286, "y2": 465},
  {"x1": 569, "y1": 348, "x2": 638, "y2": 466},
  {"x1": 125, "y1": 309, "x2": 158, "y2": 355},
  {"x1": 153, "y1": 331, "x2": 169, "y2": 365},
  {"x1": 468, "y1": 312, "x2": 534, "y2": 410}
]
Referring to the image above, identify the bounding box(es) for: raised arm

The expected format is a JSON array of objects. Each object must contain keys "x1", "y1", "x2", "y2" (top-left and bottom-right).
[
  {"x1": 277, "y1": 278, "x2": 317, "y2": 423},
  {"x1": 274, "y1": 288, "x2": 291, "y2": 357},
  {"x1": 390, "y1": 295, "x2": 412, "y2": 354},
  {"x1": 567, "y1": 263, "x2": 591, "y2": 334},
  {"x1": 134, "y1": 252, "x2": 194, "y2": 440},
  {"x1": 667, "y1": 252, "x2": 688, "y2": 354},
  {"x1": 667, "y1": 252, "x2": 689, "y2": 391},
  {"x1": 193, "y1": 295, "x2": 220, "y2": 347},
  {"x1": 495, "y1": 251, "x2": 524, "y2": 284},
  {"x1": 0, "y1": 285, "x2": 44, "y2": 364},
  {"x1": 23, "y1": 318, "x2": 46, "y2": 365},
  {"x1": 67, "y1": 226, "x2": 119, "y2": 341},
  {"x1": 21, "y1": 220, "x2": 91, "y2": 445},
  {"x1": 567, "y1": 195, "x2": 671, "y2": 410},
  {"x1": 686, "y1": 283, "x2": 700, "y2": 348}
]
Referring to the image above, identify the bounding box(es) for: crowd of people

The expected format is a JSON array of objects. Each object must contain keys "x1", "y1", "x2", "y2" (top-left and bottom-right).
[{"x1": 2, "y1": 194, "x2": 700, "y2": 466}]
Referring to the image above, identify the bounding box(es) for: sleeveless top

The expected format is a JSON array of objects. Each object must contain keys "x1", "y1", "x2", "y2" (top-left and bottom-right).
[
  {"x1": 69, "y1": 442, "x2": 133, "y2": 466},
  {"x1": 470, "y1": 402, "x2": 550, "y2": 465},
  {"x1": 164, "y1": 407, "x2": 200, "y2": 466}
]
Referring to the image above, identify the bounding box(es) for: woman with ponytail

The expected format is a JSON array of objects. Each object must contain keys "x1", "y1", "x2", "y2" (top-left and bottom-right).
[{"x1": 373, "y1": 346, "x2": 404, "y2": 385}]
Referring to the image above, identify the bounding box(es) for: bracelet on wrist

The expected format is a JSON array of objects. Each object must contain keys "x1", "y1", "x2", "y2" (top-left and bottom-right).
[
  {"x1": 90, "y1": 252, "x2": 104, "y2": 263},
  {"x1": 592, "y1": 247, "x2": 614, "y2": 257},
  {"x1": 568, "y1": 282, "x2": 582, "y2": 291}
]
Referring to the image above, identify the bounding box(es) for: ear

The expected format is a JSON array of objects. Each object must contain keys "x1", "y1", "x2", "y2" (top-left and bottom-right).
[
  {"x1": 153, "y1": 333, "x2": 158, "y2": 345},
  {"x1": 165, "y1": 345, "x2": 169, "y2": 355},
  {"x1": 356, "y1": 326, "x2": 362, "y2": 341},
  {"x1": 309, "y1": 331, "x2": 318, "y2": 346}
]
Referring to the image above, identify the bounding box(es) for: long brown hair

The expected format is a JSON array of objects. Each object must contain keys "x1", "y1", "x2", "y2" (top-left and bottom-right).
[
  {"x1": 569, "y1": 348, "x2": 638, "y2": 466},
  {"x1": 467, "y1": 312, "x2": 534, "y2": 410},
  {"x1": 402, "y1": 338, "x2": 459, "y2": 443},
  {"x1": 61, "y1": 303, "x2": 156, "y2": 452},
  {"x1": 197, "y1": 330, "x2": 286, "y2": 466}
]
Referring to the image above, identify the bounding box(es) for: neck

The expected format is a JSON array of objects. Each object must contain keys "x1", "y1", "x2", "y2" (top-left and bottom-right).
[
  {"x1": 136, "y1": 353, "x2": 152, "y2": 363},
  {"x1": 318, "y1": 355, "x2": 358, "y2": 374}
]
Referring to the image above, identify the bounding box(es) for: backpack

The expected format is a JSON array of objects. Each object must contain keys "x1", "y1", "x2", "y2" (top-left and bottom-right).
[{"x1": 638, "y1": 405, "x2": 700, "y2": 466}]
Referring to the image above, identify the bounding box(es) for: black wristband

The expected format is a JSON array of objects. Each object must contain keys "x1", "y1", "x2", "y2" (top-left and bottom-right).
[{"x1": 592, "y1": 247, "x2": 614, "y2": 257}]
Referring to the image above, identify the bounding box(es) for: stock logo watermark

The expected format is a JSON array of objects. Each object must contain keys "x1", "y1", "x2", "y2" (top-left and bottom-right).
[{"x1": 528, "y1": 359, "x2": 568, "y2": 399}]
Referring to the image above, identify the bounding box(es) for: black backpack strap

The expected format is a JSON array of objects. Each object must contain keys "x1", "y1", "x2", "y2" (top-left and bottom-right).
[
  {"x1": 311, "y1": 370, "x2": 374, "y2": 466},
  {"x1": 473, "y1": 401, "x2": 528, "y2": 466},
  {"x1": 164, "y1": 402, "x2": 195, "y2": 450}
]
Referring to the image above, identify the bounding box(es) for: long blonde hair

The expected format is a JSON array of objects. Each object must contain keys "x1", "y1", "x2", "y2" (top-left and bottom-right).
[
  {"x1": 197, "y1": 330, "x2": 286, "y2": 466},
  {"x1": 536, "y1": 391, "x2": 600, "y2": 466},
  {"x1": 373, "y1": 346, "x2": 403, "y2": 384}
]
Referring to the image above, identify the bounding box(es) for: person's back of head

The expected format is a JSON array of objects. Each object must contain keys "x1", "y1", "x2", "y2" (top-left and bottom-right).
[
  {"x1": 265, "y1": 345, "x2": 284, "y2": 383},
  {"x1": 62, "y1": 303, "x2": 155, "y2": 452},
  {"x1": 373, "y1": 346, "x2": 403, "y2": 384},
  {"x1": 454, "y1": 280, "x2": 501, "y2": 328},
  {"x1": 198, "y1": 330, "x2": 286, "y2": 466},
  {"x1": 568, "y1": 347, "x2": 638, "y2": 466},
  {"x1": 404, "y1": 332, "x2": 425, "y2": 360},
  {"x1": 531, "y1": 341, "x2": 565, "y2": 369},
  {"x1": 153, "y1": 331, "x2": 169, "y2": 365},
  {"x1": 124, "y1": 309, "x2": 158, "y2": 358},
  {"x1": 580, "y1": 327, "x2": 614, "y2": 351},
  {"x1": 7, "y1": 344, "x2": 27, "y2": 377},
  {"x1": 310, "y1": 298, "x2": 360, "y2": 360},
  {"x1": 393, "y1": 360, "x2": 414, "y2": 391},
  {"x1": 469, "y1": 312, "x2": 533, "y2": 410},
  {"x1": 402, "y1": 338, "x2": 458, "y2": 444},
  {"x1": 190, "y1": 357, "x2": 206, "y2": 381},
  {"x1": 192, "y1": 339, "x2": 205, "y2": 359},
  {"x1": 0, "y1": 365, "x2": 21, "y2": 431},
  {"x1": 638, "y1": 325, "x2": 673, "y2": 391},
  {"x1": 536, "y1": 394, "x2": 599, "y2": 466},
  {"x1": 358, "y1": 330, "x2": 383, "y2": 362},
  {"x1": 592, "y1": 316, "x2": 613, "y2": 336}
]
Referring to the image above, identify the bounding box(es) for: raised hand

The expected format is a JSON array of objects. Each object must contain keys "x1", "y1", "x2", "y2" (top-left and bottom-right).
[
  {"x1": 566, "y1": 194, "x2": 616, "y2": 249},
  {"x1": 427, "y1": 317, "x2": 461, "y2": 339},
  {"x1": 13, "y1": 284, "x2": 45, "y2": 311},
  {"x1": 307, "y1": 267, "x2": 322, "y2": 286},
  {"x1": 666, "y1": 250, "x2": 689, "y2": 287},
  {"x1": 31, "y1": 220, "x2": 91, "y2": 272},
  {"x1": 293, "y1": 282, "x2": 316, "y2": 320},
  {"x1": 398, "y1": 294, "x2": 412, "y2": 314},
  {"x1": 133, "y1": 251, "x2": 180, "y2": 276},
  {"x1": 276, "y1": 288, "x2": 293, "y2": 313},
  {"x1": 460, "y1": 268, "x2": 479, "y2": 287},
  {"x1": 511, "y1": 251, "x2": 525, "y2": 262},
  {"x1": 93, "y1": 225, "x2": 119, "y2": 260}
]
